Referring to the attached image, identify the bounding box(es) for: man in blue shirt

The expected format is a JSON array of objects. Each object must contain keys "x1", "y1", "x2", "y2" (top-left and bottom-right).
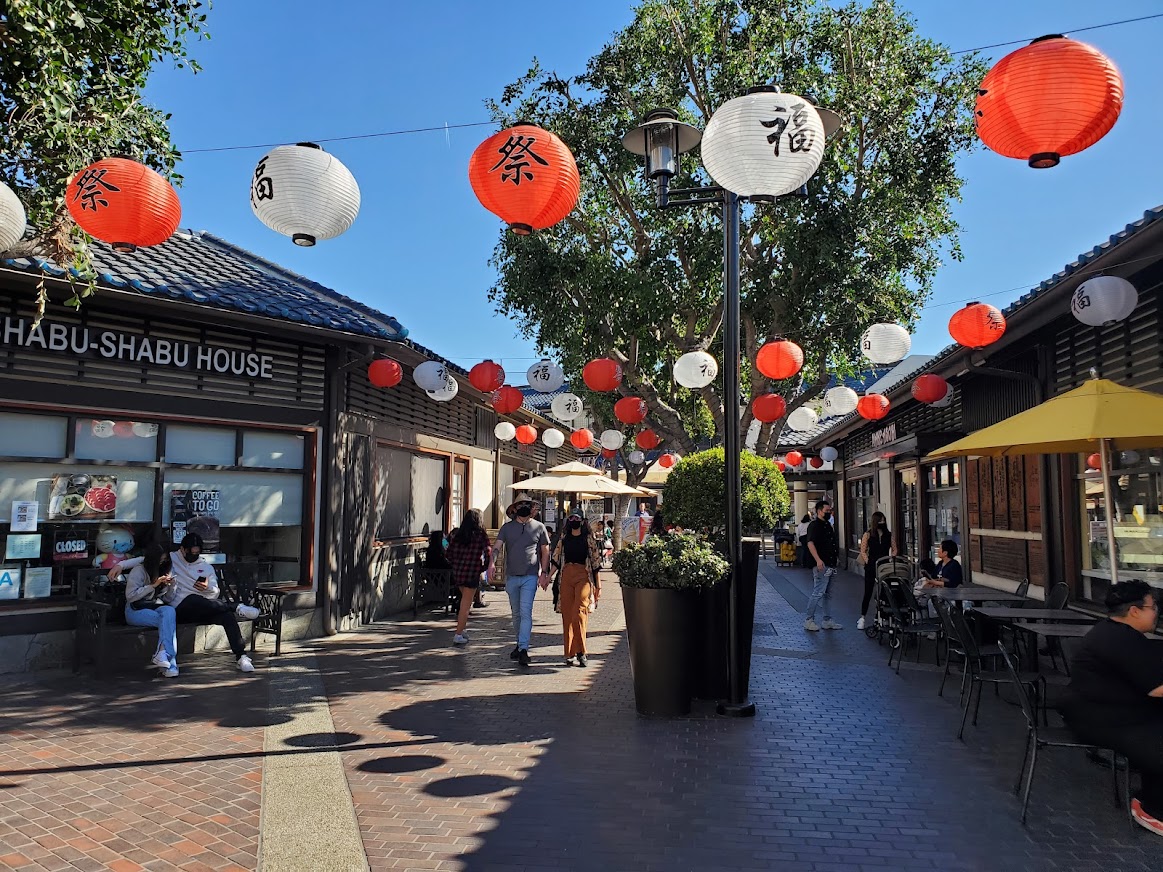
[{"x1": 924, "y1": 539, "x2": 963, "y2": 589}]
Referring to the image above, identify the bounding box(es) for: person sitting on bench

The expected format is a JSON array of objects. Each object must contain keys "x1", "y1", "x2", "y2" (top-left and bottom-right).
[{"x1": 123, "y1": 544, "x2": 180, "y2": 678}]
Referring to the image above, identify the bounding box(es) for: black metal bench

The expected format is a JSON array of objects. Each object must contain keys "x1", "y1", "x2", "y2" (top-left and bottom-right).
[
  {"x1": 412, "y1": 550, "x2": 454, "y2": 618},
  {"x1": 216, "y1": 563, "x2": 288, "y2": 655}
]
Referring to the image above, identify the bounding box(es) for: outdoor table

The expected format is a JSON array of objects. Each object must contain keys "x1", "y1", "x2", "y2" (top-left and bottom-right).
[
  {"x1": 1007, "y1": 622, "x2": 1094, "y2": 639},
  {"x1": 971, "y1": 607, "x2": 1097, "y2": 623},
  {"x1": 928, "y1": 587, "x2": 1029, "y2": 603}
]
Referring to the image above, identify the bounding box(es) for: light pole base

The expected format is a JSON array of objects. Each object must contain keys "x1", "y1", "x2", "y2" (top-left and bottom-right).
[{"x1": 717, "y1": 700, "x2": 757, "y2": 718}]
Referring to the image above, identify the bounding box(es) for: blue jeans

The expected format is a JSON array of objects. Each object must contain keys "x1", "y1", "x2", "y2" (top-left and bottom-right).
[
  {"x1": 506, "y1": 573, "x2": 539, "y2": 651},
  {"x1": 805, "y1": 566, "x2": 835, "y2": 622},
  {"x1": 124, "y1": 603, "x2": 177, "y2": 665}
]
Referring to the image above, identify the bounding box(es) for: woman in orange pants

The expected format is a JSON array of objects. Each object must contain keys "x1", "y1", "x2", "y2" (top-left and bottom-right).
[{"x1": 553, "y1": 514, "x2": 601, "y2": 667}]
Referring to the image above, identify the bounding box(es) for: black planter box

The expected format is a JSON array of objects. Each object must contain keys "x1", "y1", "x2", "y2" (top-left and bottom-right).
[
  {"x1": 621, "y1": 585, "x2": 697, "y2": 717},
  {"x1": 692, "y1": 539, "x2": 759, "y2": 702}
]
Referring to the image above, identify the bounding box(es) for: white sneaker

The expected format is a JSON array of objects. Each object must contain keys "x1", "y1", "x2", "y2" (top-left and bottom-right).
[
  {"x1": 151, "y1": 651, "x2": 171, "y2": 670},
  {"x1": 235, "y1": 604, "x2": 261, "y2": 621},
  {"x1": 237, "y1": 654, "x2": 255, "y2": 673},
  {"x1": 856, "y1": 616, "x2": 866, "y2": 630},
  {"x1": 453, "y1": 633, "x2": 468, "y2": 646},
  {"x1": 164, "y1": 667, "x2": 179, "y2": 678},
  {"x1": 804, "y1": 618, "x2": 820, "y2": 631},
  {"x1": 821, "y1": 620, "x2": 844, "y2": 630}
]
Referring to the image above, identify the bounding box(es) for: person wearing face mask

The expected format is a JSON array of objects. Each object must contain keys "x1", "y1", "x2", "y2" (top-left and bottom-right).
[
  {"x1": 803, "y1": 500, "x2": 842, "y2": 632},
  {"x1": 857, "y1": 511, "x2": 896, "y2": 630},
  {"x1": 446, "y1": 510, "x2": 492, "y2": 646},
  {"x1": 492, "y1": 492, "x2": 551, "y2": 668},
  {"x1": 552, "y1": 514, "x2": 601, "y2": 667}
]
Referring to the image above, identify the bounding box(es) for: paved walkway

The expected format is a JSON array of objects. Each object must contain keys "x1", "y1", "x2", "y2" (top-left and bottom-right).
[{"x1": 0, "y1": 564, "x2": 1158, "y2": 871}]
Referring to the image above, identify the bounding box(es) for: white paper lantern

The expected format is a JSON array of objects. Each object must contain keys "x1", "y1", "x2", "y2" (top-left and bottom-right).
[
  {"x1": 700, "y1": 90, "x2": 825, "y2": 198},
  {"x1": 542, "y1": 428, "x2": 565, "y2": 449},
  {"x1": 413, "y1": 361, "x2": 449, "y2": 392},
  {"x1": 860, "y1": 323, "x2": 912, "y2": 365},
  {"x1": 250, "y1": 143, "x2": 360, "y2": 246},
  {"x1": 820, "y1": 446, "x2": 839, "y2": 463},
  {"x1": 600, "y1": 430, "x2": 625, "y2": 450},
  {"x1": 0, "y1": 182, "x2": 26, "y2": 253},
  {"x1": 92, "y1": 420, "x2": 115, "y2": 438},
  {"x1": 495, "y1": 422, "x2": 516, "y2": 441},
  {"x1": 629, "y1": 449, "x2": 646, "y2": 465},
  {"x1": 131, "y1": 422, "x2": 158, "y2": 438},
  {"x1": 1071, "y1": 276, "x2": 1139, "y2": 327},
  {"x1": 786, "y1": 407, "x2": 819, "y2": 432},
  {"x1": 673, "y1": 351, "x2": 719, "y2": 389},
  {"x1": 426, "y1": 371, "x2": 459, "y2": 402},
  {"x1": 823, "y1": 386, "x2": 859, "y2": 417},
  {"x1": 527, "y1": 359, "x2": 565, "y2": 393},
  {"x1": 550, "y1": 392, "x2": 584, "y2": 421}
]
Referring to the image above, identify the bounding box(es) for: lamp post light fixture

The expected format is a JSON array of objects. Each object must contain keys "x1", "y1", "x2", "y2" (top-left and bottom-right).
[{"x1": 622, "y1": 88, "x2": 839, "y2": 719}]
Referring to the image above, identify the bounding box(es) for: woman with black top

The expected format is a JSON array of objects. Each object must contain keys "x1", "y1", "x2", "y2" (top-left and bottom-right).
[
  {"x1": 553, "y1": 514, "x2": 601, "y2": 667},
  {"x1": 857, "y1": 511, "x2": 896, "y2": 630}
]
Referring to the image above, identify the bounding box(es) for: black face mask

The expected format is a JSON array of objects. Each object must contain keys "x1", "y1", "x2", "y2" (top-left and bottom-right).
[
  {"x1": 823, "y1": 513, "x2": 832, "y2": 521},
  {"x1": 568, "y1": 520, "x2": 582, "y2": 531},
  {"x1": 516, "y1": 505, "x2": 533, "y2": 518},
  {"x1": 183, "y1": 550, "x2": 200, "y2": 563}
]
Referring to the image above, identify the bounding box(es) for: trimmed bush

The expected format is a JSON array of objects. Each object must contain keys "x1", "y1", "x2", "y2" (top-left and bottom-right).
[
  {"x1": 612, "y1": 532, "x2": 728, "y2": 590},
  {"x1": 662, "y1": 447, "x2": 789, "y2": 534}
]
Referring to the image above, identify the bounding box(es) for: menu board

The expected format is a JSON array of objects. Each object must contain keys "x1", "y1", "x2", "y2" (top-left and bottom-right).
[
  {"x1": 48, "y1": 474, "x2": 118, "y2": 521},
  {"x1": 170, "y1": 488, "x2": 221, "y2": 549}
]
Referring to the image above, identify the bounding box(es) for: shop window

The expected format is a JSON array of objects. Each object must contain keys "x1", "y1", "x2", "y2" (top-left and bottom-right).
[
  {"x1": 242, "y1": 431, "x2": 304, "y2": 469},
  {"x1": 75, "y1": 418, "x2": 158, "y2": 462},
  {"x1": 925, "y1": 461, "x2": 961, "y2": 565},
  {"x1": 0, "y1": 412, "x2": 67, "y2": 458},
  {"x1": 0, "y1": 463, "x2": 156, "y2": 523},
  {"x1": 374, "y1": 446, "x2": 447, "y2": 541},
  {"x1": 847, "y1": 477, "x2": 875, "y2": 552},
  {"x1": 1080, "y1": 451, "x2": 1163, "y2": 595},
  {"x1": 166, "y1": 425, "x2": 236, "y2": 465}
]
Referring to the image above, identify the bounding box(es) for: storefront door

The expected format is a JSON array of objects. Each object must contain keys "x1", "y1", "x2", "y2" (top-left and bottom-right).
[
  {"x1": 895, "y1": 467, "x2": 919, "y2": 562},
  {"x1": 451, "y1": 459, "x2": 468, "y2": 529}
]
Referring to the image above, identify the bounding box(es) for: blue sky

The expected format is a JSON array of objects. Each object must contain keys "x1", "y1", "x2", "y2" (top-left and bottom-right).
[{"x1": 145, "y1": 1, "x2": 1163, "y2": 369}]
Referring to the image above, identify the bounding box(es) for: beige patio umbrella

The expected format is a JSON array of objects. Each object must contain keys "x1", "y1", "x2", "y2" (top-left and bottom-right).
[
  {"x1": 508, "y1": 472, "x2": 643, "y2": 496},
  {"x1": 547, "y1": 460, "x2": 604, "y2": 475}
]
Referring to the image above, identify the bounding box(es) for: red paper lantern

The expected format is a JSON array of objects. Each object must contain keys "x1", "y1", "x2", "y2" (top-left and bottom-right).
[
  {"x1": 658, "y1": 453, "x2": 676, "y2": 469},
  {"x1": 949, "y1": 301, "x2": 1007, "y2": 348},
  {"x1": 491, "y1": 385, "x2": 524, "y2": 415},
  {"x1": 112, "y1": 421, "x2": 135, "y2": 439},
  {"x1": 468, "y1": 360, "x2": 505, "y2": 393},
  {"x1": 635, "y1": 429, "x2": 661, "y2": 450},
  {"x1": 976, "y1": 35, "x2": 1123, "y2": 169},
  {"x1": 752, "y1": 393, "x2": 787, "y2": 423},
  {"x1": 66, "y1": 157, "x2": 181, "y2": 252},
  {"x1": 857, "y1": 394, "x2": 890, "y2": 421},
  {"x1": 515, "y1": 424, "x2": 538, "y2": 445},
  {"x1": 601, "y1": 447, "x2": 617, "y2": 459},
  {"x1": 614, "y1": 396, "x2": 647, "y2": 425},
  {"x1": 583, "y1": 357, "x2": 623, "y2": 392},
  {"x1": 368, "y1": 359, "x2": 402, "y2": 388},
  {"x1": 468, "y1": 123, "x2": 581, "y2": 235},
  {"x1": 755, "y1": 340, "x2": 804, "y2": 380},
  {"x1": 776, "y1": 460, "x2": 787, "y2": 472},
  {"x1": 809, "y1": 456, "x2": 824, "y2": 469},
  {"x1": 1087, "y1": 453, "x2": 1102, "y2": 470},
  {"x1": 570, "y1": 428, "x2": 594, "y2": 450},
  {"x1": 911, "y1": 374, "x2": 949, "y2": 404},
  {"x1": 784, "y1": 450, "x2": 804, "y2": 467}
]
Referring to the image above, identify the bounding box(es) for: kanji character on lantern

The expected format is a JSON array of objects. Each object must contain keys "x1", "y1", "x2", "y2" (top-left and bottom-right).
[{"x1": 491, "y1": 134, "x2": 549, "y2": 185}]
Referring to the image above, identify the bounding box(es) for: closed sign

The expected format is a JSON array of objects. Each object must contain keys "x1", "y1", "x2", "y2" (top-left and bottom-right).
[{"x1": 53, "y1": 534, "x2": 89, "y2": 563}]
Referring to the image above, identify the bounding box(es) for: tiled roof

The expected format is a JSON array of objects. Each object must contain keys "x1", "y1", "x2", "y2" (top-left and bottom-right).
[
  {"x1": 1, "y1": 230, "x2": 408, "y2": 342},
  {"x1": 519, "y1": 383, "x2": 571, "y2": 412}
]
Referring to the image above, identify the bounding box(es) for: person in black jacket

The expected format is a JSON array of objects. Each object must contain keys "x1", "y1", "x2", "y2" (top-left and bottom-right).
[{"x1": 804, "y1": 500, "x2": 842, "y2": 631}]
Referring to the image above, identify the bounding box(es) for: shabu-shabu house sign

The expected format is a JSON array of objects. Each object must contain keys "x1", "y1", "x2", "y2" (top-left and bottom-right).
[{"x1": 1, "y1": 316, "x2": 276, "y2": 379}]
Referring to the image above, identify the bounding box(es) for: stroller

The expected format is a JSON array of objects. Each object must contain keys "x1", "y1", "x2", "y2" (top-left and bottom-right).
[{"x1": 863, "y1": 555, "x2": 915, "y2": 644}]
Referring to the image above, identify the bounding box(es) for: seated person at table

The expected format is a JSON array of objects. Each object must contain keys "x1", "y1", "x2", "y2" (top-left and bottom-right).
[
  {"x1": 922, "y1": 539, "x2": 962, "y2": 589},
  {"x1": 1060, "y1": 580, "x2": 1163, "y2": 836}
]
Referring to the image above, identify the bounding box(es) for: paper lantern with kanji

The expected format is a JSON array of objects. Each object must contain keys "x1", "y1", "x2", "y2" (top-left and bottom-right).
[
  {"x1": 786, "y1": 407, "x2": 818, "y2": 432},
  {"x1": 414, "y1": 360, "x2": 449, "y2": 391},
  {"x1": 658, "y1": 453, "x2": 677, "y2": 469},
  {"x1": 515, "y1": 424, "x2": 538, "y2": 445},
  {"x1": 468, "y1": 123, "x2": 580, "y2": 235},
  {"x1": 752, "y1": 393, "x2": 787, "y2": 423},
  {"x1": 823, "y1": 386, "x2": 859, "y2": 417},
  {"x1": 636, "y1": 429, "x2": 661, "y2": 450},
  {"x1": 0, "y1": 181, "x2": 27, "y2": 253},
  {"x1": 426, "y1": 371, "x2": 459, "y2": 403},
  {"x1": 1086, "y1": 453, "x2": 1102, "y2": 470},
  {"x1": 468, "y1": 360, "x2": 505, "y2": 393},
  {"x1": 583, "y1": 357, "x2": 623, "y2": 392},
  {"x1": 861, "y1": 323, "x2": 911, "y2": 365},
  {"x1": 950, "y1": 302, "x2": 1006, "y2": 348},
  {"x1": 570, "y1": 428, "x2": 594, "y2": 450},
  {"x1": 912, "y1": 374, "x2": 950, "y2": 405},
  {"x1": 975, "y1": 35, "x2": 1123, "y2": 169},
  {"x1": 1071, "y1": 276, "x2": 1138, "y2": 327},
  {"x1": 526, "y1": 359, "x2": 564, "y2": 392},
  {"x1": 550, "y1": 392, "x2": 584, "y2": 421},
  {"x1": 809, "y1": 456, "x2": 824, "y2": 469},
  {"x1": 495, "y1": 422, "x2": 517, "y2": 441},
  {"x1": 784, "y1": 450, "x2": 804, "y2": 467},
  {"x1": 491, "y1": 385, "x2": 525, "y2": 415},
  {"x1": 600, "y1": 430, "x2": 625, "y2": 451},
  {"x1": 857, "y1": 394, "x2": 890, "y2": 421},
  {"x1": 755, "y1": 340, "x2": 803, "y2": 380},
  {"x1": 673, "y1": 351, "x2": 718, "y2": 388},
  {"x1": 368, "y1": 359, "x2": 402, "y2": 388},
  {"x1": 614, "y1": 397, "x2": 647, "y2": 425},
  {"x1": 67, "y1": 158, "x2": 181, "y2": 252},
  {"x1": 628, "y1": 449, "x2": 645, "y2": 465},
  {"x1": 250, "y1": 143, "x2": 360, "y2": 245}
]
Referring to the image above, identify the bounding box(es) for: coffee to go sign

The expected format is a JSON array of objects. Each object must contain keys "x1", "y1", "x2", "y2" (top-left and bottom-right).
[{"x1": 1, "y1": 316, "x2": 275, "y2": 380}]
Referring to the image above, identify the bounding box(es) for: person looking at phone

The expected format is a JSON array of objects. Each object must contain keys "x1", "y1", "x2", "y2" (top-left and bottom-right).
[{"x1": 122, "y1": 544, "x2": 180, "y2": 677}]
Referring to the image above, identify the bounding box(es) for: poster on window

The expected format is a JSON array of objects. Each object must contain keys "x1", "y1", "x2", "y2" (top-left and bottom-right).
[
  {"x1": 170, "y1": 488, "x2": 221, "y2": 550},
  {"x1": 0, "y1": 565, "x2": 20, "y2": 600},
  {"x1": 10, "y1": 500, "x2": 38, "y2": 532},
  {"x1": 47, "y1": 474, "x2": 118, "y2": 521},
  {"x1": 22, "y1": 567, "x2": 52, "y2": 599}
]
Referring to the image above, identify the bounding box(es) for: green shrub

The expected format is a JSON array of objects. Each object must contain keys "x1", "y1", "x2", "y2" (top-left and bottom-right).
[
  {"x1": 661, "y1": 448, "x2": 789, "y2": 534},
  {"x1": 612, "y1": 532, "x2": 729, "y2": 590}
]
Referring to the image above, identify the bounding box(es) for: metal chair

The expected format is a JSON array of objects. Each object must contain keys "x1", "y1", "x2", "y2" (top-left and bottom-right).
[
  {"x1": 1042, "y1": 581, "x2": 1072, "y2": 674},
  {"x1": 998, "y1": 644, "x2": 1129, "y2": 825},
  {"x1": 883, "y1": 583, "x2": 943, "y2": 673},
  {"x1": 217, "y1": 563, "x2": 286, "y2": 654}
]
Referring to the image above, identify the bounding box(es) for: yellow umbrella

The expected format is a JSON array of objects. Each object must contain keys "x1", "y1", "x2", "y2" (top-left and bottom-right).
[{"x1": 929, "y1": 377, "x2": 1163, "y2": 583}]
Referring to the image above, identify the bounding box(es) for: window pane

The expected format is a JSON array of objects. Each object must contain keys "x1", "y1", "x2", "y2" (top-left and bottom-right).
[
  {"x1": 166, "y1": 425, "x2": 236, "y2": 465},
  {"x1": 0, "y1": 413, "x2": 67, "y2": 458},
  {"x1": 0, "y1": 463, "x2": 155, "y2": 523},
  {"x1": 374, "y1": 447, "x2": 447, "y2": 539},
  {"x1": 242, "y1": 431, "x2": 304, "y2": 469},
  {"x1": 75, "y1": 419, "x2": 158, "y2": 462},
  {"x1": 162, "y1": 471, "x2": 303, "y2": 528},
  {"x1": 220, "y1": 526, "x2": 302, "y2": 583}
]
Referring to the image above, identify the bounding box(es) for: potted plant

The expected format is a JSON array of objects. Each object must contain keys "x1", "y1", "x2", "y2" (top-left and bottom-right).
[{"x1": 614, "y1": 532, "x2": 729, "y2": 716}]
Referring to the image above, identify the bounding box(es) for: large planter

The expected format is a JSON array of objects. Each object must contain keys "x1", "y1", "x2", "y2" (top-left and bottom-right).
[
  {"x1": 621, "y1": 585, "x2": 698, "y2": 717},
  {"x1": 692, "y1": 539, "x2": 760, "y2": 701}
]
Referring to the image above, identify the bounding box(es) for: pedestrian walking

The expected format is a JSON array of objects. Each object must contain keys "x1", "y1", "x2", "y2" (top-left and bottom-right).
[
  {"x1": 857, "y1": 511, "x2": 896, "y2": 630},
  {"x1": 446, "y1": 509, "x2": 492, "y2": 647},
  {"x1": 553, "y1": 514, "x2": 601, "y2": 667},
  {"x1": 804, "y1": 500, "x2": 842, "y2": 631},
  {"x1": 492, "y1": 492, "x2": 551, "y2": 667}
]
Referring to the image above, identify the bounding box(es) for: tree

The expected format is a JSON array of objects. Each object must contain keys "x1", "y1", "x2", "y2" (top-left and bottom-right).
[
  {"x1": 662, "y1": 448, "x2": 789, "y2": 535},
  {"x1": 487, "y1": 0, "x2": 987, "y2": 459},
  {"x1": 0, "y1": 0, "x2": 208, "y2": 315}
]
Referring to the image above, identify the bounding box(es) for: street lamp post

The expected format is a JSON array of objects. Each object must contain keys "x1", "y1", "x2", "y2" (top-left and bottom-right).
[{"x1": 622, "y1": 91, "x2": 839, "y2": 718}]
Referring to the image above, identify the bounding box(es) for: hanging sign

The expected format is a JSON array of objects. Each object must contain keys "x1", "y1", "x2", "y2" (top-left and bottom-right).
[
  {"x1": 5, "y1": 534, "x2": 42, "y2": 561},
  {"x1": 170, "y1": 488, "x2": 221, "y2": 549},
  {"x1": 53, "y1": 531, "x2": 90, "y2": 563},
  {"x1": 870, "y1": 423, "x2": 899, "y2": 449},
  {"x1": 10, "y1": 500, "x2": 38, "y2": 532},
  {"x1": 0, "y1": 565, "x2": 20, "y2": 599},
  {"x1": 22, "y1": 567, "x2": 52, "y2": 599}
]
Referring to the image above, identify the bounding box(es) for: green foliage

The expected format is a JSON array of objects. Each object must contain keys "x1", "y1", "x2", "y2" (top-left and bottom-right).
[
  {"x1": 662, "y1": 447, "x2": 788, "y2": 533},
  {"x1": 612, "y1": 531, "x2": 729, "y2": 590},
  {"x1": 486, "y1": 0, "x2": 988, "y2": 457},
  {"x1": 0, "y1": 0, "x2": 208, "y2": 312}
]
